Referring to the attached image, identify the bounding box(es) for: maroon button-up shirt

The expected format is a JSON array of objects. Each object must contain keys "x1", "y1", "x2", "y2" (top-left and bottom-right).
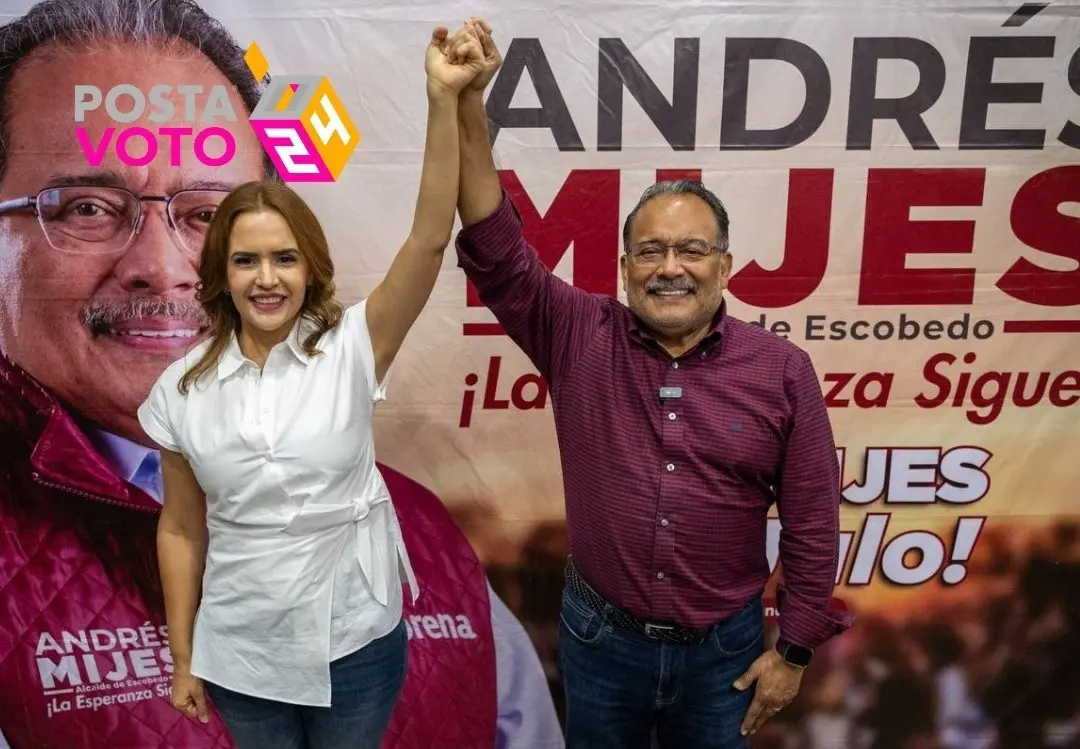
[{"x1": 456, "y1": 193, "x2": 852, "y2": 651}]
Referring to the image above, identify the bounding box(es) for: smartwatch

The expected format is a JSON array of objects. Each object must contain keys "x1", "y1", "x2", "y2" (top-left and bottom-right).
[{"x1": 776, "y1": 639, "x2": 813, "y2": 669}]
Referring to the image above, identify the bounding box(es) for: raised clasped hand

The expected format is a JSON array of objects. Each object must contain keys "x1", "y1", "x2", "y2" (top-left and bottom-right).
[
  {"x1": 425, "y1": 23, "x2": 485, "y2": 97},
  {"x1": 460, "y1": 17, "x2": 501, "y2": 91}
]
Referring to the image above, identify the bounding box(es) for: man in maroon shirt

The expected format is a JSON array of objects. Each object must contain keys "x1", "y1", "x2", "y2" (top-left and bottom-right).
[{"x1": 450, "y1": 21, "x2": 853, "y2": 749}]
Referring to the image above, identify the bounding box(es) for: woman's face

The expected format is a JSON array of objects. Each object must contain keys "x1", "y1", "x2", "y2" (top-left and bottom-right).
[{"x1": 226, "y1": 209, "x2": 311, "y2": 335}]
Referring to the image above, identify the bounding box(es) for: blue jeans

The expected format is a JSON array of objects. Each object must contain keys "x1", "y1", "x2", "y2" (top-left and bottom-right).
[
  {"x1": 205, "y1": 620, "x2": 408, "y2": 749},
  {"x1": 558, "y1": 581, "x2": 764, "y2": 749}
]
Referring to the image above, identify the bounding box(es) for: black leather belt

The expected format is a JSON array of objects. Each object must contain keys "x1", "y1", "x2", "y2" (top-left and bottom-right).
[{"x1": 565, "y1": 559, "x2": 712, "y2": 645}]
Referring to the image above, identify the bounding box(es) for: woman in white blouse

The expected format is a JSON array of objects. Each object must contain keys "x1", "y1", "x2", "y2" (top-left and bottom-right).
[{"x1": 136, "y1": 24, "x2": 489, "y2": 749}]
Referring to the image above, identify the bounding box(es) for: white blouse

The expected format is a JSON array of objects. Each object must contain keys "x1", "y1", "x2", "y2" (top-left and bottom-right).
[{"x1": 138, "y1": 299, "x2": 419, "y2": 707}]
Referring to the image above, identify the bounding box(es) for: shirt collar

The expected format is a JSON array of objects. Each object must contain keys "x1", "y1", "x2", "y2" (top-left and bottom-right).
[
  {"x1": 217, "y1": 315, "x2": 318, "y2": 381},
  {"x1": 88, "y1": 428, "x2": 154, "y2": 484},
  {"x1": 0, "y1": 352, "x2": 159, "y2": 509},
  {"x1": 88, "y1": 428, "x2": 163, "y2": 504},
  {"x1": 629, "y1": 297, "x2": 728, "y2": 353}
]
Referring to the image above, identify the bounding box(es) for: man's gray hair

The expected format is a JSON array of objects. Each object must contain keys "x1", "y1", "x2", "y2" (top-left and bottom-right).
[
  {"x1": 622, "y1": 180, "x2": 731, "y2": 252},
  {"x1": 0, "y1": 0, "x2": 276, "y2": 180}
]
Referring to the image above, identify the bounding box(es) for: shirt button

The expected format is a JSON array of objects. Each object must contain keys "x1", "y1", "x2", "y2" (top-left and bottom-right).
[
  {"x1": 656, "y1": 572, "x2": 665, "y2": 580},
  {"x1": 666, "y1": 463, "x2": 675, "y2": 472},
  {"x1": 671, "y1": 361, "x2": 679, "y2": 370},
  {"x1": 668, "y1": 412, "x2": 676, "y2": 421},
  {"x1": 660, "y1": 518, "x2": 669, "y2": 527}
]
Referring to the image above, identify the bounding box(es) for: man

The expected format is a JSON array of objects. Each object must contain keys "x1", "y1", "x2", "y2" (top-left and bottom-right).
[
  {"x1": 453, "y1": 20, "x2": 853, "y2": 748},
  {"x1": 0, "y1": 2, "x2": 562, "y2": 748}
]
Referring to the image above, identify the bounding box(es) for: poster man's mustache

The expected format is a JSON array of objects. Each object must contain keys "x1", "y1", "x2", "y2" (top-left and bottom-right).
[{"x1": 82, "y1": 297, "x2": 209, "y2": 335}]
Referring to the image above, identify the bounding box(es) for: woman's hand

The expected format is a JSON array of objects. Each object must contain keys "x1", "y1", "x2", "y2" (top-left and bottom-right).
[
  {"x1": 171, "y1": 669, "x2": 210, "y2": 723},
  {"x1": 425, "y1": 25, "x2": 484, "y2": 99}
]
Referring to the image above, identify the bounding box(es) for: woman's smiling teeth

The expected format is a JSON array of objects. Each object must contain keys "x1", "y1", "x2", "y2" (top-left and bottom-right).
[{"x1": 251, "y1": 294, "x2": 286, "y2": 312}]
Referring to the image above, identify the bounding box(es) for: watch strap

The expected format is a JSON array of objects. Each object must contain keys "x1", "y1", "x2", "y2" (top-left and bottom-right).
[{"x1": 776, "y1": 637, "x2": 813, "y2": 668}]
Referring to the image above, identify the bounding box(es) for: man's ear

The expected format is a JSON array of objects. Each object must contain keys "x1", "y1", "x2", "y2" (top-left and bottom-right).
[{"x1": 719, "y1": 251, "x2": 733, "y2": 289}]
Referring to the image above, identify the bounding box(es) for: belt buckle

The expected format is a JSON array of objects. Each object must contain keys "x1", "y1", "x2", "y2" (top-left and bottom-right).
[{"x1": 644, "y1": 623, "x2": 675, "y2": 639}]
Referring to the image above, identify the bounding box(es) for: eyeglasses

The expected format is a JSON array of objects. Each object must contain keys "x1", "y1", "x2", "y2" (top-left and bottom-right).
[
  {"x1": 0, "y1": 185, "x2": 231, "y2": 254},
  {"x1": 626, "y1": 239, "x2": 724, "y2": 269}
]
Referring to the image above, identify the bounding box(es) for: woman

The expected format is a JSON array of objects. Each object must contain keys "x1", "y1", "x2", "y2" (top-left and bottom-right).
[{"x1": 135, "y1": 24, "x2": 486, "y2": 749}]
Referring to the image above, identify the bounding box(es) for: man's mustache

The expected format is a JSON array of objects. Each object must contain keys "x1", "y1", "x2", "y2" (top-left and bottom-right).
[
  {"x1": 646, "y1": 278, "x2": 696, "y2": 294},
  {"x1": 82, "y1": 297, "x2": 210, "y2": 335}
]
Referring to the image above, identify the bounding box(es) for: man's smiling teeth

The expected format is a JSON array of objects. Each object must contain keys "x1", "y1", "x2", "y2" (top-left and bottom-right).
[{"x1": 655, "y1": 290, "x2": 689, "y2": 296}]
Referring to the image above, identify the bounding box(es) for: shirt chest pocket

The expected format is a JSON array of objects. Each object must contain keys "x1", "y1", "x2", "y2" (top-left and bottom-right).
[{"x1": 688, "y1": 406, "x2": 785, "y2": 484}]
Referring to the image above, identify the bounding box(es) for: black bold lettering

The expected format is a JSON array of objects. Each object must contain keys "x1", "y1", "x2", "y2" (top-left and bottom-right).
[
  {"x1": 720, "y1": 38, "x2": 830, "y2": 150},
  {"x1": 597, "y1": 38, "x2": 700, "y2": 151},
  {"x1": 847, "y1": 37, "x2": 945, "y2": 150},
  {"x1": 486, "y1": 38, "x2": 584, "y2": 151},
  {"x1": 959, "y1": 37, "x2": 1055, "y2": 150},
  {"x1": 1057, "y1": 45, "x2": 1080, "y2": 149}
]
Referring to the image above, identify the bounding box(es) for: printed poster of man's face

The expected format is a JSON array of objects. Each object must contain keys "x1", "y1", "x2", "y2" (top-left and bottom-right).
[{"x1": 0, "y1": 0, "x2": 269, "y2": 441}]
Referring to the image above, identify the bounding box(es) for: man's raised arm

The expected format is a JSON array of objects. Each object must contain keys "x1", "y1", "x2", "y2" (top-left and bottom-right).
[{"x1": 452, "y1": 20, "x2": 602, "y2": 385}]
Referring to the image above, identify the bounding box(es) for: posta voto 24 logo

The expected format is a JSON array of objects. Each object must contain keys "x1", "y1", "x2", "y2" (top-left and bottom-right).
[{"x1": 72, "y1": 41, "x2": 360, "y2": 182}]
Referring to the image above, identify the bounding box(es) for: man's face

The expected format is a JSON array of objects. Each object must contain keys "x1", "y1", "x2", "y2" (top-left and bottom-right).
[
  {"x1": 620, "y1": 194, "x2": 732, "y2": 347},
  {"x1": 0, "y1": 42, "x2": 264, "y2": 443}
]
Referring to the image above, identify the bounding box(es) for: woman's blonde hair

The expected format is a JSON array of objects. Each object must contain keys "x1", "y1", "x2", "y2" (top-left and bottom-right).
[{"x1": 178, "y1": 181, "x2": 343, "y2": 393}]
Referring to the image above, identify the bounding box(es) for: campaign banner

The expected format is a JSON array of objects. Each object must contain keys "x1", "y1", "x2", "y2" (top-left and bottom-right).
[{"x1": 0, "y1": 0, "x2": 1075, "y2": 747}]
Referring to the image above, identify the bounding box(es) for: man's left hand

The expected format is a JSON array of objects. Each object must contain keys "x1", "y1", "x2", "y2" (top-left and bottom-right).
[
  {"x1": 733, "y1": 649, "x2": 803, "y2": 736},
  {"x1": 425, "y1": 25, "x2": 484, "y2": 99},
  {"x1": 463, "y1": 17, "x2": 501, "y2": 91}
]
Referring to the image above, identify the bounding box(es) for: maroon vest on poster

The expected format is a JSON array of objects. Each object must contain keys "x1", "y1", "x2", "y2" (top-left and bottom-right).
[
  {"x1": 380, "y1": 466, "x2": 499, "y2": 749},
  {"x1": 0, "y1": 355, "x2": 497, "y2": 749}
]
